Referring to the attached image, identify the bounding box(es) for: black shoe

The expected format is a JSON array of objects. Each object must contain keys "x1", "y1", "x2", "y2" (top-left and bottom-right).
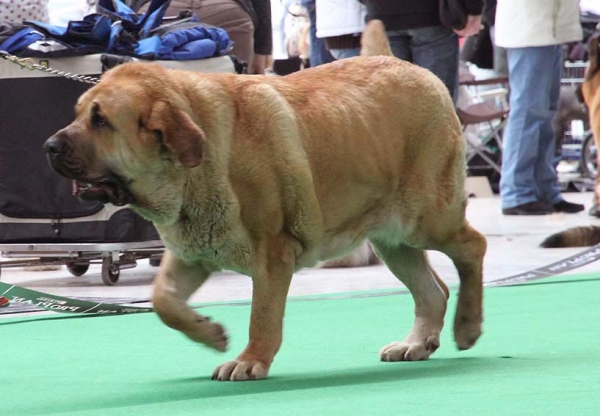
[
  {"x1": 502, "y1": 201, "x2": 555, "y2": 215},
  {"x1": 553, "y1": 200, "x2": 584, "y2": 214}
]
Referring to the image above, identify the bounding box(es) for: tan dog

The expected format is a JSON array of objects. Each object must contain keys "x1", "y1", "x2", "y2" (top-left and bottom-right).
[
  {"x1": 542, "y1": 36, "x2": 600, "y2": 248},
  {"x1": 44, "y1": 21, "x2": 486, "y2": 381}
]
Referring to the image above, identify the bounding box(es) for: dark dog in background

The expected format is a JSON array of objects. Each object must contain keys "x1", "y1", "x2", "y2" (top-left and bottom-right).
[{"x1": 542, "y1": 36, "x2": 600, "y2": 248}]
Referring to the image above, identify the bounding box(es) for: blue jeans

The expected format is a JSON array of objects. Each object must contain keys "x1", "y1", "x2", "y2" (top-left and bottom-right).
[
  {"x1": 386, "y1": 26, "x2": 459, "y2": 102},
  {"x1": 499, "y1": 45, "x2": 563, "y2": 209},
  {"x1": 301, "y1": 0, "x2": 334, "y2": 67},
  {"x1": 329, "y1": 47, "x2": 361, "y2": 60}
]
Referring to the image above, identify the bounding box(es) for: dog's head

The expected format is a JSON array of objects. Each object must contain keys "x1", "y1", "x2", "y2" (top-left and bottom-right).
[{"x1": 44, "y1": 63, "x2": 205, "y2": 220}]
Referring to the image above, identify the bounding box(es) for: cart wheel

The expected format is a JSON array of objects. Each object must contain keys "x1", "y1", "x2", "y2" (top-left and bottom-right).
[
  {"x1": 581, "y1": 133, "x2": 597, "y2": 179},
  {"x1": 66, "y1": 262, "x2": 90, "y2": 277},
  {"x1": 149, "y1": 257, "x2": 162, "y2": 267},
  {"x1": 101, "y1": 258, "x2": 120, "y2": 286}
]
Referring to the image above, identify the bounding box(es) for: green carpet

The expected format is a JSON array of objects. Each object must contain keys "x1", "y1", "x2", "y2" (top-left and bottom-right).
[{"x1": 1, "y1": 273, "x2": 599, "y2": 416}]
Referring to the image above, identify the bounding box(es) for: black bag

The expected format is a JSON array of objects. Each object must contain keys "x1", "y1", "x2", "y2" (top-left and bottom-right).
[
  {"x1": 439, "y1": 0, "x2": 467, "y2": 30},
  {"x1": 0, "y1": 55, "x2": 160, "y2": 243}
]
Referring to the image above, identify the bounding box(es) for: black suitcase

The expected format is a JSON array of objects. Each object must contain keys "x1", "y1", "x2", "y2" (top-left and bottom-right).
[{"x1": 0, "y1": 53, "x2": 235, "y2": 243}]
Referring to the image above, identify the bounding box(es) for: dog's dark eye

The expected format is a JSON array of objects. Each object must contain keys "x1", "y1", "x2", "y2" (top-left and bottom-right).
[
  {"x1": 92, "y1": 112, "x2": 107, "y2": 127},
  {"x1": 154, "y1": 130, "x2": 168, "y2": 152},
  {"x1": 91, "y1": 103, "x2": 109, "y2": 128}
]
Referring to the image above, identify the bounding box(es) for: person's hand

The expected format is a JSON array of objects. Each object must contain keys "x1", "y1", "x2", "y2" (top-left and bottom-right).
[
  {"x1": 249, "y1": 54, "x2": 269, "y2": 75},
  {"x1": 453, "y1": 15, "x2": 483, "y2": 38}
]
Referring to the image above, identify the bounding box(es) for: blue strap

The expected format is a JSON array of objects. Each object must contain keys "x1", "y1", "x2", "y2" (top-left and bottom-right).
[
  {"x1": 96, "y1": 0, "x2": 138, "y2": 23},
  {"x1": 24, "y1": 15, "x2": 112, "y2": 45},
  {"x1": 135, "y1": 36, "x2": 161, "y2": 58},
  {"x1": 23, "y1": 21, "x2": 68, "y2": 38},
  {"x1": 0, "y1": 28, "x2": 44, "y2": 53},
  {"x1": 97, "y1": 0, "x2": 171, "y2": 36},
  {"x1": 67, "y1": 15, "x2": 112, "y2": 44},
  {"x1": 107, "y1": 21, "x2": 137, "y2": 55},
  {"x1": 139, "y1": 1, "x2": 171, "y2": 38}
]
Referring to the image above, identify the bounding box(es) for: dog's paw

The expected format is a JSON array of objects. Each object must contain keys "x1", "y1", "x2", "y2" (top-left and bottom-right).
[
  {"x1": 211, "y1": 360, "x2": 270, "y2": 381},
  {"x1": 379, "y1": 335, "x2": 440, "y2": 362},
  {"x1": 453, "y1": 314, "x2": 482, "y2": 350},
  {"x1": 184, "y1": 316, "x2": 228, "y2": 352}
]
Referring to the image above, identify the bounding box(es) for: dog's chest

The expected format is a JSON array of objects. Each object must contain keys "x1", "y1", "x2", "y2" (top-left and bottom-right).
[{"x1": 157, "y1": 219, "x2": 253, "y2": 272}]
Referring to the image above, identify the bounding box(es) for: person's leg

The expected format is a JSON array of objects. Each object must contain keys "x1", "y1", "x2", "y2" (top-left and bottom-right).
[
  {"x1": 386, "y1": 30, "x2": 413, "y2": 62},
  {"x1": 301, "y1": 0, "x2": 334, "y2": 66},
  {"x1": 408, "y1": 26, "x2": 459, "y2": 102},
  {"x1": 489, "y1": 26, "x2": 508, "y2": 77},
  {"x1": 195, "y1": 0, "x2": 255, "y2": 64},
  {"x1": 535, "y1": 45, "x2": 564, "y2": 204},
  {"x1": 500, "y1": 47, "x2": 552, "y2": 210},
  {"x1": 329, "y1": 47, "x2": 361, "y2": 60},
  {"x1": 142, "y1": 0, "x2": 255, "y2": 64}
]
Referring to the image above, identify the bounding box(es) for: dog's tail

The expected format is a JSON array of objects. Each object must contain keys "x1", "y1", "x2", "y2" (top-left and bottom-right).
[
  {"x1": 540, "y1": 226, "x2": 600, "y2": 248},
  {"x1": 360, "y1": 20, "x2": 393, "y2": 57}
]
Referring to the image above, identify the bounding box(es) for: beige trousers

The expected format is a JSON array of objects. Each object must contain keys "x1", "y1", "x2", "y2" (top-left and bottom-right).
[{"x1": 142, "y1": 0, "x2": 254, "y2": 64}]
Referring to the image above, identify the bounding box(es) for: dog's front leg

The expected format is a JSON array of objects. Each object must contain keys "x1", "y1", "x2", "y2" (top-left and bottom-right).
[
  {"x1": 153, "y1": 250, "x2": 228, "y2": 352},
  {"x1": 213, "y1": 236, "x2": 295, "y2": 381}
]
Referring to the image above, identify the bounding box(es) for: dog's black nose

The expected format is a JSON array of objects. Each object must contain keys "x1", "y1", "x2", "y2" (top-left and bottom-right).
[{"x1": 44, "y1": 136, "x2": 65, "y2": 156}]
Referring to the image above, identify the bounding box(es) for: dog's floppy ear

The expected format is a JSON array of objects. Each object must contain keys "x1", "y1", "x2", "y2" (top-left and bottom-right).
[
  {"x1": 146, "y1": 101, "x2": 205, "y2": 167},
  {"x1": 586, "y1": 36, "x2": 600, "y2": 81}
]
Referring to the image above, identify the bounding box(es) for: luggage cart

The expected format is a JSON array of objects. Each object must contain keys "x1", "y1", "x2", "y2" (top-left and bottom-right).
[
  {"x1": 0, "y1": 241, "x2": 164, "y2": 286},
  {"x1": 0, "y1": 48, "x2": 235, "y2": 288},
  {"x1": 557, "y1": 61, "x2": 595, "y2": 191}
]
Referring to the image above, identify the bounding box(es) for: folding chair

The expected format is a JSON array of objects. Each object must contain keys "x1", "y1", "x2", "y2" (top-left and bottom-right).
[{"x1": 457, "y1": 76, "x2": 510, "y2": 181}]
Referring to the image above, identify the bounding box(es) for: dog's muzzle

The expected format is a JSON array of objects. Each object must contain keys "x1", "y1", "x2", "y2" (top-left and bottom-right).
[{"x1": 44, "y1": 135, "x2": 135, "y2": 206}]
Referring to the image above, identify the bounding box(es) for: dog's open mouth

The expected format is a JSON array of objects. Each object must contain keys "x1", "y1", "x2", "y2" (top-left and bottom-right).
[{"x1": 72, "y1": 176, "x2": 134, "y2": 206}]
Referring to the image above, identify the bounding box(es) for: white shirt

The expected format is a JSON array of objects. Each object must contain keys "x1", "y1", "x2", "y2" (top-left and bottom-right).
[
  {"x1": 495, "y1": 0, "x2": 583, "y2": 48},
  {"x1": 316, "y1": 0, "x2": 367, "y2": 39}
]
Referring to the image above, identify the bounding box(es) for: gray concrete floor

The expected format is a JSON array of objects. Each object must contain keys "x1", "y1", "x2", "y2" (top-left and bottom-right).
[{"x1": 1, "y1": 192, "x2": 599, "y2": 316}]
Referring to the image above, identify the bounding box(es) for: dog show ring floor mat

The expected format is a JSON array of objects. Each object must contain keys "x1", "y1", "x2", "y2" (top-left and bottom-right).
[{"x1": 1, "y1": 272, "x2": 599, "y2": 416}]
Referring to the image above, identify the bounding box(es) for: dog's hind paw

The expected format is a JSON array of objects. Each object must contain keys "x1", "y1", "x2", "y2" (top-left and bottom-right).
[
  {"x1": 211, "y1": 360, "x2": 270, "y2": 381},
  {"x1": 453, "y1": 314, "x2": 482, "y2": 350}
]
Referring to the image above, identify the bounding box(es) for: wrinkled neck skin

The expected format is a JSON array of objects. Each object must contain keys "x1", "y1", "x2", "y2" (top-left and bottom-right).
[
  {"x1": 130, "y1": 75, "x2": 253, "y2": 271},
  {"x1": 133, "y1": 159, "x2": 250, "y2": 271}
]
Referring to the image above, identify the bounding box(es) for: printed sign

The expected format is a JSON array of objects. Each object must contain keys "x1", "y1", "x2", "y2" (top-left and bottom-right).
[{"x1": 0, "y1": 282, "x2": 153, "y2": 315}]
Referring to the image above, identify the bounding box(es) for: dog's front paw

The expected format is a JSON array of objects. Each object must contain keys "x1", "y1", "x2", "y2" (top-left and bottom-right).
[
  {"x1": 379, "y1": 335, "x2": 440, "y2": 362},
  {"x1": 211, "y1": 360, "x2": 270, "y2": 381},
  {"x1": 184, "y1": 315, "x2": 229, "y2": 352}
]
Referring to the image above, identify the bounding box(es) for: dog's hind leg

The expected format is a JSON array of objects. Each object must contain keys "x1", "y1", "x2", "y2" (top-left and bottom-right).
[
  {"x1": 436, "y1": 224, "x2": 486, "y2": 350},
  {"x1": 152, "y1": 251, "x2": 228, "y2": 352},
  {"x1": 370, "y1": 240, "x2": 448, "y2": 361}
]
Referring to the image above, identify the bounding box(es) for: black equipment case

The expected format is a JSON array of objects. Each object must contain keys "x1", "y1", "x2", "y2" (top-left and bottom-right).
[{"x1": 0, "y1": 53, "x2": 235, "y2": 244}]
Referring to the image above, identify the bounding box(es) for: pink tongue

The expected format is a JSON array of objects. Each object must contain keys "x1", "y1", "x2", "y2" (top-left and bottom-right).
[{"x1": 72, "y1": 180, "x2": 80, "y2": 196}]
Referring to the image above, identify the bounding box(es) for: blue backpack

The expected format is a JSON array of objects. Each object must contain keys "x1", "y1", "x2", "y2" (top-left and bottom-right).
[{"x1": 0, "y1": 0, "x2": 232, "y2": 60}]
